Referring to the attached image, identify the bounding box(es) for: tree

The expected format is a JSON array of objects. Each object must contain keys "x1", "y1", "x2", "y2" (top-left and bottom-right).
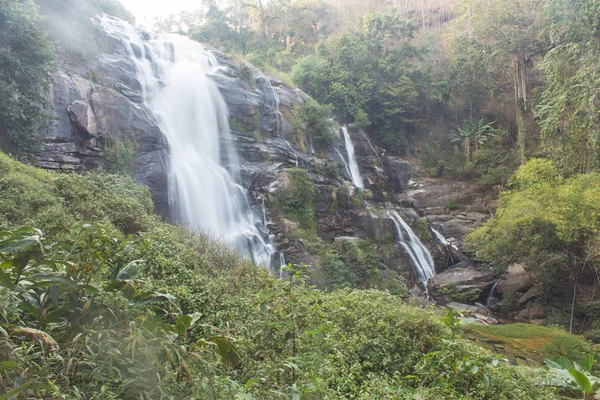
[
  {"x1": 449, "y1": 0, "x2": 555, "y2": 163},
  {"x1": 0, "y1": 0, "x2": 56, "y2": 159},
  {"x1": 450, "y1": 119, "x2": 498, "y2": 162},
  {"x1": 536, "y1": 0, "x2": 600, "y2": 173}
]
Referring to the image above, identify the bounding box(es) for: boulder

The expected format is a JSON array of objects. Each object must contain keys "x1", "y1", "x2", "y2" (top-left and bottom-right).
[
  {"x1": 383, "y1": 157, "x2": 413, "y2": 193},
  {"x1": 447, "y1": 302, "x2": 490, "y2": 316},
  {"x1": 430, "y1": 266, "x2": 494, "y2": 293},
  {"x1": 518, "y1": 286, "x2": 542, "y2": 305},
  {"x1": 517, "y1": 306, "x2": 546, "y2": 321},
  {"x1": 278, "y1": 219, "x2": 301, "y2": 235},
  {"x1": 497, "y1": 264, "x2": 534, "y2": 294}
]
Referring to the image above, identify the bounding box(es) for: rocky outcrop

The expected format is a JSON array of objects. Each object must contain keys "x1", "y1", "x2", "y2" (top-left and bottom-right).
[
  {"x1": 429, "y1": 266, "x2": 495, "y2": 295},
  {"x1": 403, "y1": 177, "x2": 490, "y2": 250},
  {"x1": 497, "y1": 264, "x2": 534, "y2": 294}
]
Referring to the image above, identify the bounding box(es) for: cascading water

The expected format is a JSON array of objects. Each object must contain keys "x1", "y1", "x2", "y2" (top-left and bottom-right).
[
  {"x1": 389, "y1": 210, "x2": 436, "y2": 283},
  {"x1": 431, "y1": 227, "x2": 459, "y2": 251},
  {"x1": 247, "y1": 62, "x2": 283, "y2": 137},
  {"x1": 100, "y1": 17, "x2": 277, "y2": 268},
  {"x1": 341, "y1": 127, "x2": 364, "y2": 189},
  {"x1": 359, "y1": 129, "x2": 383, "y2": 169},
  {"x1": 335, "y1": 147, "x2": 353, "y2": 180}
]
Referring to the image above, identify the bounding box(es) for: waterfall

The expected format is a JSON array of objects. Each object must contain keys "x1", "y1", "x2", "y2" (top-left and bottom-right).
[
  {"x1": 246, "y1": 62, "x2": 283, "y2": 137},
  {"x1": 359, "y1": 129, "x2": 383, "y2": 168},
  {"x1": 341, "y1": 127, "x2": 364, "y2": 189},
  {"x1": 100, "y1": 17, "x2": 276, "y2": 268},
  {"x1": 486, "y1": 282, "x2": 498, "y2": 308},
  {"x1": 389, "y1": 210, "x2": 436, "y2": 283},
  {"x1": 431, "y1": 227, "x2": 459, "y2": 251},
  {"x1": 335, "y1": 147, "x2": 353, "y2": 180}
]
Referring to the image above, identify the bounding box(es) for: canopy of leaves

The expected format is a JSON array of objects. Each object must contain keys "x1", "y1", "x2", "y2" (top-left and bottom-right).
[{"x1": 0, "y1": 0, "x2": 56, "y2": 159}]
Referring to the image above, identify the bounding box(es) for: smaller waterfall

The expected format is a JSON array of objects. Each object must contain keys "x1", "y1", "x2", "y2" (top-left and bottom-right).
[
  {"x1": 359, "y1": 129, "x2": 383, "y2": 168},
  {"x1": 389, "y1": 210, "x2": 436, "y2": 283},
  {"x1": 486, "y1": 282, "x2": 498, "y2": 308},
  {"x1": 431, "y1": 227, "x2": 459, "y2": 251},
  {"x1": 247, "y1": 62, "x2": 283, "y2": 137},
  {"x1": 335, "y1": 147, "x2": 353, "y2": 180},
  {"x1": 284, "y1": 140, "x2": 299, "y2": 167},
  {"x1": 279, "y1": 253, "x2": 287, "y2": 278},
  {"x1": 341, "y1": 127, "x2": 364, "y2": 189}
]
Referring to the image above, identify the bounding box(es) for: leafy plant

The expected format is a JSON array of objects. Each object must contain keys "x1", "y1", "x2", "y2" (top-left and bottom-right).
[
  {"x1": 539, "y1": 355, "x2": 600, "y2": 399},
  {"x1": 450, "y1": 119, "x2": 499, "y2": 162}
]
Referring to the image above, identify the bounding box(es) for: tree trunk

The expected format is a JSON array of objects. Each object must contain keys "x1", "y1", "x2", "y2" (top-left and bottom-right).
[{"x1": 514, "y1": 50, "x2": 530, "y2": 164}]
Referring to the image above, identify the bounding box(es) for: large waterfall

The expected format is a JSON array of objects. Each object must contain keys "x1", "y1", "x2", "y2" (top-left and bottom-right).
[
  {"x1": 389, "y1": 210, "x2": 436, "y2": 283},
  {"x1": 101, "y1": 18, "x2": 276, "y2": 267},
  {"x1": 341, "y1": 127, "x2": 364, "y2": 189}
]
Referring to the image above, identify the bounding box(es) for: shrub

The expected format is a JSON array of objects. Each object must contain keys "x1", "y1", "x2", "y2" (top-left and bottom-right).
[{"x1": 274, "y1": 168, "x2": 316, "y2": 229}]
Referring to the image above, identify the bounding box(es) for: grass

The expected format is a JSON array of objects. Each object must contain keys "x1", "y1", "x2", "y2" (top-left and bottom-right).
[{"x1": 464, "y1": 323, "x2": 592, "y2": 366}]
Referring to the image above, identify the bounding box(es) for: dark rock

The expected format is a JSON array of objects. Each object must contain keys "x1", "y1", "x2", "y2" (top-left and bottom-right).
[
  {"x1": 447, "y1": 302, "x2": 490, "y2": 316},
  {"x1": 516, "y1": 307, "x2": 546, "y2": 321},
  {"x1": 497, "y1": 264, "x2": 534, "y2": 294},
  {"x1": 518, "y1": 286, "x2": 542, "y2": 305}
]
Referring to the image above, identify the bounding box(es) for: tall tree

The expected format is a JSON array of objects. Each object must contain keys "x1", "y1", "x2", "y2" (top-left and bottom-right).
[{"x1": 0, "y1": 0, "x2": 56, "y2": 159}]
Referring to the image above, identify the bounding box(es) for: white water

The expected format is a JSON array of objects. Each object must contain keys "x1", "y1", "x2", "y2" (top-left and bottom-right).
[
  {"x1": 359, "y1": 129, "x2": 383, "y2": 168},
  {"x1": 335, "y1": 147, "x2": 353, "y2": 180},
  {"x1": 486, "y1": 282, "x2": 498, "y2": 307},
  {"x1": 246, "y1": 62, "x2": 283, "y2": 137},
  {"x1": 389, "y1": 210, "x2": 436, "y2": 282},
  {"x1": 431, "y1": 227, "x2": 459, "y2": 251},
  {"x1": 101, "y1": 17, "x2": 276, "y2": 268},
  {"x1": 341, "y1": 127, "x2": 364, "y2": 189}
]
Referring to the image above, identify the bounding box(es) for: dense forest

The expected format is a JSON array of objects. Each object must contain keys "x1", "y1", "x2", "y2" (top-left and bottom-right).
[{"x1": 2, "y1": 0, "x2": 600, "y2": 398}]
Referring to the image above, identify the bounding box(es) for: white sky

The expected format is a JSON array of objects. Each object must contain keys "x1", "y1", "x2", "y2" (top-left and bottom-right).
[{"x1": 120, "y1": 0, "x2": 202, "y2": 27}]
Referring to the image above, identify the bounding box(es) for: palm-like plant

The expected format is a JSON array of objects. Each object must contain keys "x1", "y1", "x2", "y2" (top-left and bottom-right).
[
  {"x1": 450, "y1": 118, "x2": 499, "y2": 161},
  {"x1": 538, "y1": 355, "x2": 600, "y2": 400}
]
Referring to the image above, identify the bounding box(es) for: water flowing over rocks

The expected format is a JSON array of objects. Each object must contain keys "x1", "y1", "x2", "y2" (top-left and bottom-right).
[{"x1": 36, "y1": 18, "x2": 491, "y2": 289}]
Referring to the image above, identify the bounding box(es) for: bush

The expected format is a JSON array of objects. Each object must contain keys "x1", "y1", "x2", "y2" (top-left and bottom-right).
[
  {"x1": 273, "y1": 168, "x2": 316, "y2": 229},
  {"x1": 0, "y1": 152, "x2": 153, "y2": 236},
  {"x1": 291, "y1": 98, "x2": 335, "y2": 149}
]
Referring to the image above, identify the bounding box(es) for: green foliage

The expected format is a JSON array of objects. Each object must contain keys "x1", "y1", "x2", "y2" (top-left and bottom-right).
[
  {"x1": 0, "y1": 152, "x2": 153, "y2": 236},
  {"x1": 447, "y1": 199, "x2": 459, "y2": 210},
  {"x1": 540, "y1": 355, "x2": 600, "y2": 399},
  {"x1": 0, "y1": 0, "x2": 57, "y2": 159},
  {"x1": 468, "y1": 159, "x2": 600, "y2": 284},
  {"x1": 409, "y1": 339, "x2": 552, "y2": 399},
  {"x1": 291, "y1": 98, "x2": 335, "y2": 149},
  {"x1": 273, "y1": 168, "x2": 316, "y2": 229},
  {"x1": 0, "y1": 153, "x2": 577, "y2": 398},
  {"x1": 102, "y1": 136, "x2": 137, "y2": 175},
  {"x1": 292, "y1": 12, "x2": 426, "y2": 154},
  {"x1": 190, "y1": 5, "x2": 253, "y2": 54},
  {"x1": 450, "y1": 119, "x2": 499, "y2": 162},
  {"x1": 438, "y1": 284, "x2": 481, "y2": 304}
]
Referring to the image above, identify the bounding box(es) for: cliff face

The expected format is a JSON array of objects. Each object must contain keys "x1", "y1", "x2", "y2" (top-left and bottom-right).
[{"x1": 36, "y1": 23, "x2": 488, "y2": 287}]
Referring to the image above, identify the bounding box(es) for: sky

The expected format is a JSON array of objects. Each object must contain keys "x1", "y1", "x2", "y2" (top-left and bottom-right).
[{"x1": 120, "y1": 0, "x2": 202, "y2": 27}]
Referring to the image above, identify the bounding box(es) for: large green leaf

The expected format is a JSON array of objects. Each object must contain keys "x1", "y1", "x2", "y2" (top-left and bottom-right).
[
  {"x1": 116, "y1": 260, "x2": 142, "y2": 280},
  {"x1": 0, "y1": 379, "x2": 43, "y2": 400},
  {"x1": 28, "y1": 273, "x2": 78, "y2": 289},
  {"x1": 0, "y1": 235, "x2": 41, "y2": 253},
  {"x1": 569, "y1": 367, "x2": 592, "y2": 394}
]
